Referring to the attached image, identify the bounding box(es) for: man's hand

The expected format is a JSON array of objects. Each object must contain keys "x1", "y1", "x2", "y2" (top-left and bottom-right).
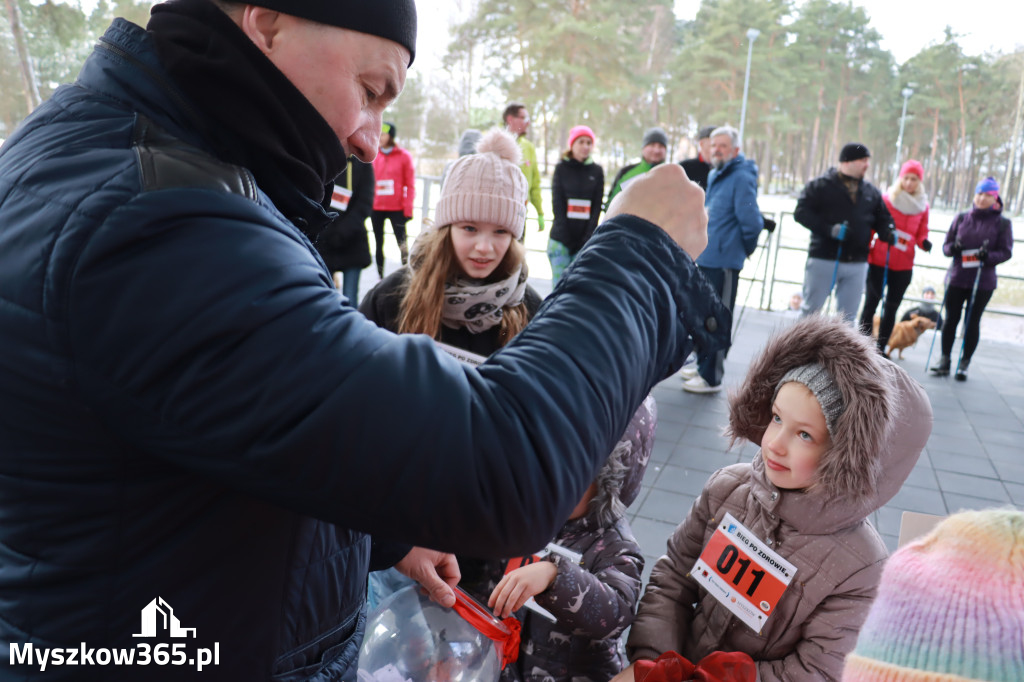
[
  {"x1": 606, "y1": 163, "x2": 708, "y2": 261},
  {"x1": 830, "y1": 223, "x2": 848, "y2": 242},
  {"x1": 394, "y1": 547, "x2": 460, "y2": 608},
  {"x1": 487, "y1": 561, "x2": 558, "y2": 618}
]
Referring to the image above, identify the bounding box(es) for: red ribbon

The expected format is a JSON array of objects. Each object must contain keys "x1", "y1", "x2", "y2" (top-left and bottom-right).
[
  {"x1": 635, "y1": 651, "x2": 756, "y2": 682},
  {"x1": 450, "y1": 587, "x2": 521, "y2": 669}
]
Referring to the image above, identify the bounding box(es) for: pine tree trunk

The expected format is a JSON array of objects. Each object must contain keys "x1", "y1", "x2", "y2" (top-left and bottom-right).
[{"x1": 4, "y1": 0, "x2": 41, "y2": 113}]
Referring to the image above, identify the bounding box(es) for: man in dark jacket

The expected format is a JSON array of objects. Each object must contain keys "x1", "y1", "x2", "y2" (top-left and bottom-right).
[
  {"x1": 0, "y1": 1, "x2": 727, "y2": 680},
  {"x1": 682, "y1": 126, "x2": 762, "y2": 394},
  {"x1": 795, "y1": 143, "x2": 895, "y2": 322},
  {"x1": 679, "y1": 125, "x2": 715, "y2": 190},
  {"x1": 316, "y1": 159, "x2": 374, "y2": 305}
]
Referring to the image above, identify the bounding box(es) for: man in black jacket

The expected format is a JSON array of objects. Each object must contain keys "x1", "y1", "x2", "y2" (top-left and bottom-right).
[
  {"x1": 794, "y1": 143, "x2": 895, "y2": 322},
  {"x1": 679, "y1": 125, "x2": 715, "y2": 190}
]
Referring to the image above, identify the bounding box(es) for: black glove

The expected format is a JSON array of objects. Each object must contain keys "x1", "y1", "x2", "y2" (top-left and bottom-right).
[
  {"x1": 921, "y1": 239, "x2": 933, "y2": 253},
  {"x1": 882, "y1": 231, "x2": 896, "y2": 246},
  {"x1": 978, "y1": 244, "x2": 988, "y2": 263},
  {"x1": 951, "y1": 238, "x2": 963, "y2": 255}
]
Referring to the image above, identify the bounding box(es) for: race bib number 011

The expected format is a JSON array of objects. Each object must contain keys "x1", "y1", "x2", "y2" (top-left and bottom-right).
[{"x1": 690, "y1": 513, "x2": 797, "y2": 633}]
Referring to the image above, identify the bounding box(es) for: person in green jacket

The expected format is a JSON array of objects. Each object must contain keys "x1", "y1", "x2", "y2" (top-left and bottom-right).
[
  {"x1": 504, "y1": 102, "x2": 545, "y2": 237},
  {"x1": 606, "y1": 127, "x2": 669, "y2": 208}
]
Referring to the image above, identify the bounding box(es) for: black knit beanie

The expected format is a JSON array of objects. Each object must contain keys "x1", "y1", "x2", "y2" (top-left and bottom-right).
[
  {"x1": 839, "y1": 142, "x2": 870, "y2": 162},
  {"x1": 240, "y1": 0, "x2": 417, "y2": 65}
]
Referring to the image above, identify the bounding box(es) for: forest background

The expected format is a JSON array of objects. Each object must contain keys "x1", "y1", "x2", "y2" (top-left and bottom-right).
[{"x1": 3, "y1": 0, "x2": 1024, "y2": 213}]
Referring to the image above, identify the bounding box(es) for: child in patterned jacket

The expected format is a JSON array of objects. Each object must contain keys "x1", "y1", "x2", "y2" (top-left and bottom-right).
[{"x1": 488, "y1": 396, "x2": 656, "y2": 681}]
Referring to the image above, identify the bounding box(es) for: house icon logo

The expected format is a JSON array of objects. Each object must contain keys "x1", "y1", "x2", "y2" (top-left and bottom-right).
[{"x1": 133, "y1": 597, "x2": 197, "y2": 638}]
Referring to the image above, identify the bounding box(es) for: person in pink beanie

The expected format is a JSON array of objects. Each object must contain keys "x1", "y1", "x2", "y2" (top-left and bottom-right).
[
  {"x1": 548, "y1": 124, "x2": 605, "y2": 285},
  {"x1": 843, "y1": 508, "x2": 1024, "y2": 681},
  {"x1": 360, "y1": 128, "x2": 542, "y2": 354},
  {"x1": 857, "y1": 159, "x2": 932, "y2": 354}
]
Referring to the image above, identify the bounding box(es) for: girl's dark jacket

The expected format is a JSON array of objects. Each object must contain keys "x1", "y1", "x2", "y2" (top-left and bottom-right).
[
  {"x1": 550, "y1": 156, "x2": 606, "y2": 255},
  {"x1": 0, "y1": 13, "x2": 731, "y2": 682},
  {"x1": 358, "y1": 268, "x2": 544, "y2": 357},
  {"x1": 315, "y1": 160, "x2": 375, "y2": 273}
]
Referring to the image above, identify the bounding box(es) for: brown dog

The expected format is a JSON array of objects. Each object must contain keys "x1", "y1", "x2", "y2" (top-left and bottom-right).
[{"x1": 876, "y1": 314, "x2": 936, "y2": 359}]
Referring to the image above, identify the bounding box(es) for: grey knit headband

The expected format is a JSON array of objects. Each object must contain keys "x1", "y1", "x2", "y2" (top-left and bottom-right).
[{"x1": 774, "y1": 363, "x2": 844, "y2": 436}]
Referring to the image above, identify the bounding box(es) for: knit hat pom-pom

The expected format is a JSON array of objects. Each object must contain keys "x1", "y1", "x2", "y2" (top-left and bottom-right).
[{"x1": 475, "y1": 129, "x2": 522, "y2": 166}]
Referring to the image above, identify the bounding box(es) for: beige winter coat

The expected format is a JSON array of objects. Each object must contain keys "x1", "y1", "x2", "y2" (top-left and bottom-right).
[{"x1": 627, "y1": 318, "x2": 932, "y2": 682}]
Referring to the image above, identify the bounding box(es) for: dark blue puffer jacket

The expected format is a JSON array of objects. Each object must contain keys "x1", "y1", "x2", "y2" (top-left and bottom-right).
[{"x1": 0, "y1": 19, "x2": 729, "y2": 682}]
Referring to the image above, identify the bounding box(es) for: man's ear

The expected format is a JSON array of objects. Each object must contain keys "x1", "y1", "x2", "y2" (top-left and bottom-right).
[{"x1": 239, "y1": 6, "x2": 282, "y2": 54}]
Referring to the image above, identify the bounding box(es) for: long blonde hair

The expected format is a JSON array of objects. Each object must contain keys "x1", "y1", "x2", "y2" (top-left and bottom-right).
[{"x1": 397, "y1": 226, "x2": 530, "y2": 347}]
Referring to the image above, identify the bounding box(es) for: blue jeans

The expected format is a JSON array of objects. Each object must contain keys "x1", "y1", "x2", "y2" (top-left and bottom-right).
[
  {"x1": 340, "y1": 267, "x2": 362, "y2": 306},
  {"x1": 696, "y1": 266, "x2": 738, "y2": 387}
]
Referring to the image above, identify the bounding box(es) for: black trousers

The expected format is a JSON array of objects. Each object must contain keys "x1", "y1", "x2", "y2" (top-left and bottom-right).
[
  {"x1": 370, "y1": 210, "x2": 408, "y2": 274},
  {"x1": 941, "y1": 284, "x2": 994, "y2": 366},
  {"x1": 858, "y1": 265, "x2": 912, "y2": 352}
]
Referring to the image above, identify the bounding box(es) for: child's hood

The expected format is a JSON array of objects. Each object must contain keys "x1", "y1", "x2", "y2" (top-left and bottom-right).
[
  {"x1": 589, "y1": 395, "x2": 657, "y2": 528},
  {"x1": 727, "y1": 317, "x2": 932, "y2": 534}
]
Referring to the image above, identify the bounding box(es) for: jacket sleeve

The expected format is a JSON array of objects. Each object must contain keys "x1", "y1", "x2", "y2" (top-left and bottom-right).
[
  {"x1": 551, "y1": 163, "x2": 568, "y2": 226},
  {"x1": 526, "y1": 148, "x2": 543, "y2": 217},
  {"x1": 533, "y1": 532, "x2": 643, "y2": 639},
  {"x1": 335, "y1": 162, "x2": 375, "y2": 241},
  {"x1": 606, "y1": 167, "x2": 627, "y2": 209},
  {"x1": 988, "y1": 218, "x2": 1014, "y2": 267},
  {"x1": 68, "y1": 192, "x2": 730, "y2": 559},
  {"x1": 402, "y1": 151, "x2": 415, "y2": 218},
  {"x1": 914, "y1": 205, "x2": 929, "y2": 248},
  {"x1": 793, "y1": 178, "x2": 833, "y2": 239},
  {"x1": 754, "y1": 560, "x2": 884, "y2": 682},
  {"x1": 871, "y1": 192, "x2": 895, "y2": 243},
  {"x1": 735, "y1": 172, "x2": 763, "y2": 257},
  {"x1": 626, "y1": 476, "x2": 718, "y2": 661},
  {"x1": 586, "y1": 165, "x2": 605, "y2": 243},
  {"x1": 942, "y1": 213, "x2": 964, "y2": 257}
]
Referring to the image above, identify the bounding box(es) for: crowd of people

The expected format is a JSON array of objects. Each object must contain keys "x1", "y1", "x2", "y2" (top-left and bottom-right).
[{"x1": 0, "y1": 1, "x2": 1019, "y2": 681}]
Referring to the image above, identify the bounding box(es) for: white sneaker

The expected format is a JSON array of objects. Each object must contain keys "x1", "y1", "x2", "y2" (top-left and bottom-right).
[
  {"x1": 682, "y1": 375, "x2": 722, "y2": 394},
  {"x1": 680, "y1": 365, "x2": 699, "y2": 380}
]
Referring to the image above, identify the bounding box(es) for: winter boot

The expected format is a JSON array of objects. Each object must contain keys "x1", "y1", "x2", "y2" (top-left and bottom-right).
[
  {"x1": 930, "y1": 355, "x2": 951, "y2": 376},
  {"x1": 954, "y1": 359, "x2": 969, "y2": 382}
]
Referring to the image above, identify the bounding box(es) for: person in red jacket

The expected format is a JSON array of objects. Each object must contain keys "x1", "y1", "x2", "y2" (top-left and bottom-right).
[
  {"x1": 371, "y1": 121, "x2": 416, "y2": 277},
  {"x1": 858, "y1": 159, "x2": 932, "y2": 352}
]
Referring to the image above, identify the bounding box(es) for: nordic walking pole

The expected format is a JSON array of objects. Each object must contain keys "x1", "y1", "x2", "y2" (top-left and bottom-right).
[
  {"x1": 923, "y1": 288, "x2": 948, "y2": 372},
  {"x1": 878, "y1": 243, "x2": 891, "y2": 340},
  {"x1": 954, "y1": 239, "x2": 988, "y2": 376},
  {"x1": 826, "y1": 223, "x2": 846, "y2": 315}
]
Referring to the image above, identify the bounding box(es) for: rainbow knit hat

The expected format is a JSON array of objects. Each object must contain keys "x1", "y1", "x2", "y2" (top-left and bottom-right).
[{"x1": 843, "y1": 508, "x2": 1024, "y2": 682}]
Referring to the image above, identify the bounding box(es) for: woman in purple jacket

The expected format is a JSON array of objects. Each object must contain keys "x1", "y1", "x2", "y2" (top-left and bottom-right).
[{"x1": 930, "y1": 177, "x2": 1014, "y2": 381}]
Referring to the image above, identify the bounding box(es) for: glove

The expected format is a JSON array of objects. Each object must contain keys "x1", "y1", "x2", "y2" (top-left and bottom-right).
[
  {"x1": 922, "y1": 239, "x2": 933, "y2": 252},
  {"x1": 537, "y1": 214, "x2": 546, "y2": 232},
  {"x1": 829, "y1": 223, "x2": 848, "y2": 242},
  {"x1": 978, "y1": 243, "x2": 988, "y2": 263},
  {"x1": 951, "y1": 238, "x2": 963, "y2": 255},
  {"x1": 882, "y1": 230, "x2": 896, "y2": 246}
]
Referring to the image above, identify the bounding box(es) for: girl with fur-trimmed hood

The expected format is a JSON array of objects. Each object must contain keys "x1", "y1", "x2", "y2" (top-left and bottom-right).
[
  {"x1": 488, "y1": 395, "x2": 657, "y2": 681},
  {"x1": 620, "y1": 317, "x2": 932, "y2": 682}
]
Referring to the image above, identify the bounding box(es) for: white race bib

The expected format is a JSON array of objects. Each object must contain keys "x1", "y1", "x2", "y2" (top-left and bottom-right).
[
  {"x1": 434, "y1": 341, "x2": 488, "y2": 367},
  {"x1": 376, "y1": 179, "x2": 395, "y2": 196},
  {"x1": 330, "y1": 186, "x2": 352, "y2": 212},
  {"x1": 894, "y1": 229, "x2": 912, "y2": 252},
  {"x1": 567, "y1": 199, "x2": 592, "y2": 220},
  {"x1": 691, "y1": 513, "x2": 797, "y2": 633},
  {"x1": 961, "y1": 248, "x2": 982, "y2": 269}
]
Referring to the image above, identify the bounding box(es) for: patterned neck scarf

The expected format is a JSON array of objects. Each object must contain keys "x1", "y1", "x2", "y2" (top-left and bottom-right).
[{"x1": 440, "y1": 265, "x2": 529, "y2": 334}]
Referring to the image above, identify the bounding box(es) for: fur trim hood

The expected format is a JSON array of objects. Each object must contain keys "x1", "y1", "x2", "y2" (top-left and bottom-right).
[
  {"x1": 588, "y1": 395, "x2": 657, "y2": 527},
  {"x1": 727, "y1": 317, "x2": 931, "y2": 533}
]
